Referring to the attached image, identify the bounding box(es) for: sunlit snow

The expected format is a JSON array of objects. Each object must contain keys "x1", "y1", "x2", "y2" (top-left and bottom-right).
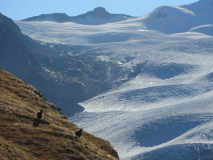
[{"x1": 15, "y1": 0, "x2": 213, "y2": 159}]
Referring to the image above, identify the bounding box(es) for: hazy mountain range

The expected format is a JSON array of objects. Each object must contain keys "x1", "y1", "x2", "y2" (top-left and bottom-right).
[{"x1": 22, "y1": 7, "x2": 133, "y2": 25}]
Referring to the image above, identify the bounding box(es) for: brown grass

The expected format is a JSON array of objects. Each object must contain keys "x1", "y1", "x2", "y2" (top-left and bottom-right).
[{"x1": 0, "y1": 68, "x2": 119, "y2": 160}]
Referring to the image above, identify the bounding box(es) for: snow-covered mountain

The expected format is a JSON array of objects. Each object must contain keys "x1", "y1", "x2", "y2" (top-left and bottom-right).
[
  {"x1": 140, "y1": 5, "x2": 196, "y2": 34},
  {"x1": 22, "y1": 7, "x2": 133, "y2": 25},
  {"x1": 14, "y1": 0, "x2": 213, "y2": 159},
  {"x1": 181, "y1": 0, "x2": 213, "y2": 25},
  {"x1": 131, "y1": 0, "x2": 213, "y2": 34}
]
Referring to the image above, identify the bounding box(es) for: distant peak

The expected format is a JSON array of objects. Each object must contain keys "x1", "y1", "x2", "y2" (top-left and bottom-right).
[
  {"x1": 22, "y1": 6, "x2": 133, "y2": 25},
  {"x1": 84, "y1": 7, "x2": 112, "y2": 19},
  {"x1": 91, "y1": 7, "x2": 109, "y2": 16},
  {"x1": 93, "y1": 7, "x2": 107, "y2": 13}
]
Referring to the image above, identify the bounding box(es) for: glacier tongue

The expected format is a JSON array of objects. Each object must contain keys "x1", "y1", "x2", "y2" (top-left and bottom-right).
[
  {"x1": 66, "y1": 27, "x2": 213, "y2": 159},
  {"x1": 15, "y1": 0, "x2": 213, "y2": 159}
]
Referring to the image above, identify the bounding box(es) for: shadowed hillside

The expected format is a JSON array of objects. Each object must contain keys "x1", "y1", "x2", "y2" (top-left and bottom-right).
[
  {"x1": 0, "y1": 68, "x2": 119, "y2": 160},
  {"x1": 1, "y1": 13, "x2": 126, "y2": 116},
  {"x1": 0, "y1": 12, "x2": 84, "y2": 116}
]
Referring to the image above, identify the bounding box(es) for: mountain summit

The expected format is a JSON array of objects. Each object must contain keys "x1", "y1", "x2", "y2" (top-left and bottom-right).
[
  {"x1": 22, "y1": 7, "x2": 133, "y2": 25},
  {"x1": 85, "y1": 7, "x2": 111, "y2": 18},
  {"x1": 135, "y1": 0, "x2": 213, "y2": 34},
  {"x1": 82, "y1": 7, "x2": 122, "y2": 19}
]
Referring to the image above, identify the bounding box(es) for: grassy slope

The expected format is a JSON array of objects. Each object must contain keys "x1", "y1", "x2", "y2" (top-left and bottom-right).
[{"x1": 0, "y1": 68, "x2": 119, "y2": 160}]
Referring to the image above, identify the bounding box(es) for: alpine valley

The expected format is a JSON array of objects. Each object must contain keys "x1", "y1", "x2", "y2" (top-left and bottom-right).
[{"x1": 1, "y1": 0, "x2": 213, "y2": 159}]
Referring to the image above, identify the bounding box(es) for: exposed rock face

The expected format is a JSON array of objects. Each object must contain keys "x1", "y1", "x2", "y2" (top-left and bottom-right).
[
  {"x1": 1, "y1": 13, "x2": 126, "y2": 116},
  {"x1": 155, "y1": 12, "x2": 168, "y2": 18},
  {"x1": 0, "y1": 68, "x2": 119, "y2": 160},
  {"x1": 0, "y1": 13, "x2": 22, "y2": 36},
  {"x1": 0, "y1": 13, "x2": 84, "y2": 116}
]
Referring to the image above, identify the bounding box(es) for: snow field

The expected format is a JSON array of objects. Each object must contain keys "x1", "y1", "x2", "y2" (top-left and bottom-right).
[{"x1": 16, "y1": 1, "x2": 213, "y2": 158}]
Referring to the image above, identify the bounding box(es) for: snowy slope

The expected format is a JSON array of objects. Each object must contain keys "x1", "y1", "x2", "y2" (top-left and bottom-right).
[
  {"x1": 15, "y1": 0, "x2": 213, "y2": 159},
  {"x1": 190, "y1": 24, "x2": 213, "y2": 36},
  {"x1": 181, "y1": 0, "x2": 213, "y2": 26},
  {"x1": 139, "y1": 5, "x2": 196, "y2": 34},
  {"x1": 68, "y1": 32, "x2": 213, "y2": 160}
]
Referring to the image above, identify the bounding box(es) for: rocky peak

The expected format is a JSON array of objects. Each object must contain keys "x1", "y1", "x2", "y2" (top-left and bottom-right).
[
  {"x1": 93, "y1": 7, "x2": 107, "y2": 13},
  {"x1": 84, "y1": 7, "x2": 113, "y2": 19}
]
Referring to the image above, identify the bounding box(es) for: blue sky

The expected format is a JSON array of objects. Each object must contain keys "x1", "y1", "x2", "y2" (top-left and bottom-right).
[{"x1": 0, "y1": 0, "x2": 198, "y2": 20}]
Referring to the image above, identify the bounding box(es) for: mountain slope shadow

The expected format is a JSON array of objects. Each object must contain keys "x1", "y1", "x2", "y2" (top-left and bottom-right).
[
  {"x1": 128, "y1": 61, "x2": 194, "y2": 80},
  {"x1": 134, "y1": 114, "x2": 204, "y2": 147},
  {"x1": 133, "y1": 143, "x2": 213, "y2": 160}
]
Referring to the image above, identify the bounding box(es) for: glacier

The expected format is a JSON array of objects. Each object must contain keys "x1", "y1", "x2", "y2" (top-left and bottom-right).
[{"x1": 15, "y1": 0, "x2": 213, "y2": 159}]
